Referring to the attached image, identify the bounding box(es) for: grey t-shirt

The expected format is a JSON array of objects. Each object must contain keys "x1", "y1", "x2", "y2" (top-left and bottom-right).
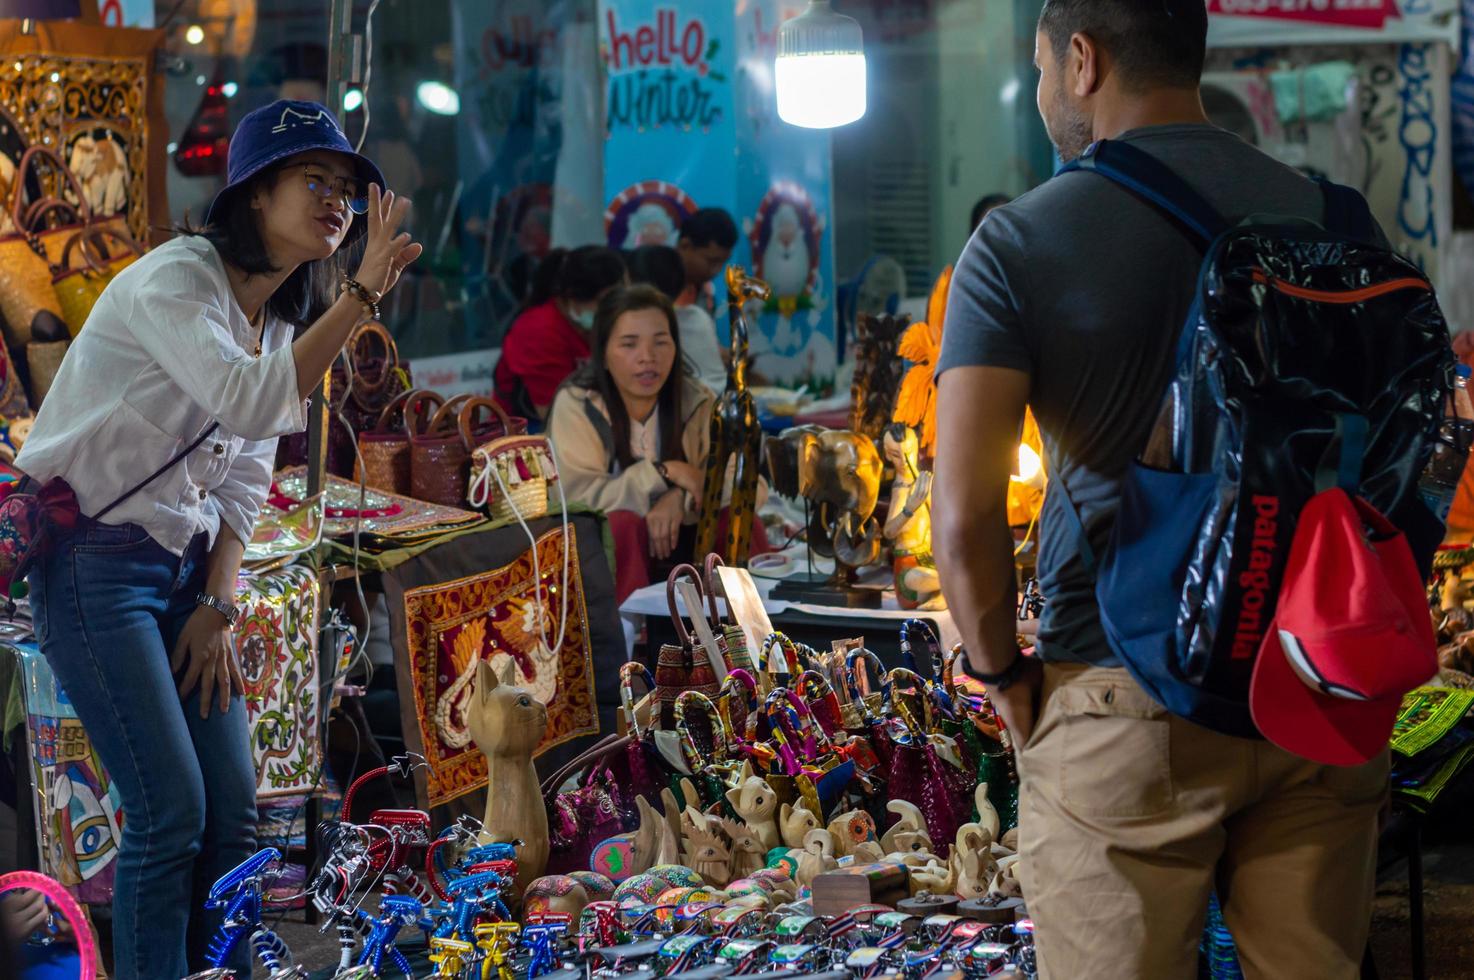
[{"x1": 938, "y1": 123, "x2": 1332, "y2": 666}]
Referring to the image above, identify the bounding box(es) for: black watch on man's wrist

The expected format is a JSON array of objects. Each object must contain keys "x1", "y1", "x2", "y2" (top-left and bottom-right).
[
  {"x1": 959, "y1": 649, "x2": 1027, "y2": 692},
  {"x1": 654, "y1": 460, "x2": 671, "y2": 484}
]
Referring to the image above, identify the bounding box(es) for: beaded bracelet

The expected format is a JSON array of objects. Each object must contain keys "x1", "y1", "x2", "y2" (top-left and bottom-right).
[{"x1": 340, "y1": 275, "x2": 382, "y2": 321}]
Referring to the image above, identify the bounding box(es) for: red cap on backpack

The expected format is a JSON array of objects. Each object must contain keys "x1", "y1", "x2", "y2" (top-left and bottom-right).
[{"x1": 1249, "y1": 488, "x2": 1437, "y2": 766}]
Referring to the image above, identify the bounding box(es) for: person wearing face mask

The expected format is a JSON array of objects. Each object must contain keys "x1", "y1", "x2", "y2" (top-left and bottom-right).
[
  {"x1": 494, "y1": 245, "x2": 627, "y2": 421},
  {"x1": 547, "y1": 284, "x2": 770, "y2": 602},
  {"x1": 16, "y1": 99, "x2": 420, "y2": 979}
]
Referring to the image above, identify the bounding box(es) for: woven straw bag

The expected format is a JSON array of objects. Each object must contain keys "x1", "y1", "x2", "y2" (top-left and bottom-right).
[
  {"x1": 51, "y1": 225, "x2": 144, "y2": 336},
  {"x1": 0, "y1": 148, "x2": 90, "y2": 347},
  {"x1": 355, "y1": 387, "x2": 418, "y2": 494},
  {"x1": 467, "y1": 400, "x2": 556, "y2": 524}
]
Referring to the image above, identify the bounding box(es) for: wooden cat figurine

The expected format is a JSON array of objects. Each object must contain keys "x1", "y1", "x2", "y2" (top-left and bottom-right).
[
  {"x1": 725, "y1": 765, "x2": 781, "y2": 852},
  {"x1": 779, "y1": 801, "x2": 821, "y2": 850},
  {"x1": 468, "y1": 658, "x2": 549, "y2": 894}
]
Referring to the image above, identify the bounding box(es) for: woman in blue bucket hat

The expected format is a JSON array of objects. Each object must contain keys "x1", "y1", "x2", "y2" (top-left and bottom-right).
[{"x1": 15, "y1": 100, "x2": 421, "y2": 978}]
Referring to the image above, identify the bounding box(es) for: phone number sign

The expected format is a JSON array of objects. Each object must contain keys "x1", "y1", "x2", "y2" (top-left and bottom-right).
[{"x1": 1207, "y1": 0, "x2": 1401, "y2": 29}]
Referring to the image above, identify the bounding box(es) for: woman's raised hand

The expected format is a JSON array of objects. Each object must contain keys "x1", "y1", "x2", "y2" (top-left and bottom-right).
[{"x1": 355, "y1": 184, "x2": 424, "y2": 298}]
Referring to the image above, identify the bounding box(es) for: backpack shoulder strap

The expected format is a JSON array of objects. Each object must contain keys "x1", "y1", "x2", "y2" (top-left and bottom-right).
[
  {"x1": 1316, "y1": 180, "x2": 1377, "y2": 245},
  {"x1": 1059, "y1": 140, "x2": 1230, "y2": 250}
]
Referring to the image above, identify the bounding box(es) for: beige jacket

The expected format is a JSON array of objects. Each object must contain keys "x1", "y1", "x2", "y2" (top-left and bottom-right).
[{"x1": 548, "y1": 375, "x2": 764, "y2": 519}]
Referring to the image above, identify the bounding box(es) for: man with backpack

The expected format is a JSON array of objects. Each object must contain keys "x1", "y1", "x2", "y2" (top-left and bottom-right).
[{"x1": 933, "y1": 1, "x2": 1452, "y2": 977}]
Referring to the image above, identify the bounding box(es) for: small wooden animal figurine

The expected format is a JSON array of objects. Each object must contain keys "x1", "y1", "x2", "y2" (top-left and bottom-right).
[
  {"x1": 657, "y1": 788, "x2": 684, "y2": 867},
  {"x1": 889, "y1": 832, "x2": 936, "y2": 866},
  {"x1": 999, "y1": 827, "x2": 1020, "y2": 855},
  {"x1": 619, "y1": 795, "x2": 666, "y2": 879},
  {"x1": 726, "y1": 766, "x2": 781, "y2": 852},
  {"x1": 793, "y1": 829, "x2": 839, "y2": 892},
  {"x1": 681, "y1": 809, "x2": 733, "y2": 887},
  {"x1": 695, "y1": 265, "x2": 771, "y2": 563},
  {"x1": 852, "y1": 840, "x2": 886, "y2": 863},
  {"x1": 990, "y1": 856, "x2": 1024, "y2": 900},
  {"x1": 827, "y1": 809, "x2": 879, "y2": 859},
  {"x1": 779, "y1": 801, "x2": 821, "y2": 850},
  {"x1": 468, "y1": 658, "x2": 548, "y2": 893},
  {"x1": 973, "y1": 784, "x2": 1001, "y2": 842},
  {"x1": 880, "y1": 800, "x2": 930, "y2": 855},
  {"x1": 720, "y1": 817, "x2": 767, "y2": 882},
  {"x1": 950, "y1": 825, "x2": 999, "y2": 901},
  {"x1": 910, "y1": 857, "x2": 956, "y2": 897}
]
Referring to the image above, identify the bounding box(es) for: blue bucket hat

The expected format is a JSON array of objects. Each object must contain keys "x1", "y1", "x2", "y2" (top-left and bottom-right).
[{"x1": 203, "y1": 99, "x2": 385, "y2": 227}]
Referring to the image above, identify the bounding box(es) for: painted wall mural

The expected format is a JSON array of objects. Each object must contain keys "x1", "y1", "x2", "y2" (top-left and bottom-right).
[{"x1": 598, "y1": 0, "x2": 839, "y2": 390}]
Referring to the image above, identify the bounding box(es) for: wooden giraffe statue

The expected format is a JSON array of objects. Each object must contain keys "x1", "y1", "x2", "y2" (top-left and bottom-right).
[{"x1": 695, "y1": 265, "x2": 772, "y2": 563}]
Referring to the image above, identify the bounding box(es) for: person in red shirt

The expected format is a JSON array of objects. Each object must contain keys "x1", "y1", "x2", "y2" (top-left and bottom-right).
[{"x1": 495, "y1": 245, "x2": 626, "y2": 419}]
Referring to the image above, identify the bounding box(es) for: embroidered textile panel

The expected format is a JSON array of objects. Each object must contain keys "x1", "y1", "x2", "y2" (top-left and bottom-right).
[{"x1": 401, "y1": 524, "x2": 598, "y2": 807}]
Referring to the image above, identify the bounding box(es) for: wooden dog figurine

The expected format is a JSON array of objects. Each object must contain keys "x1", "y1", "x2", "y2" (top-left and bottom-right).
[
  {"x1": 694, "y1": 265, "x2": 771, "y2": 563},
  {"x1": 468, "y1": 658, "x2": 548, "y2": 893}
]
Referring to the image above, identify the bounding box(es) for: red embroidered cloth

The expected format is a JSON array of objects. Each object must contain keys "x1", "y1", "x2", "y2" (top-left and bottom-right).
[{"x1": 401, "y1": 524, "x2": 598, "y2": 806}]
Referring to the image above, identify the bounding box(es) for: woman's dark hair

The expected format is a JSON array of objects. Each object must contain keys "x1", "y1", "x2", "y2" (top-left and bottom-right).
[
  {"x1": 525, "y1": 245, "x2": 627, "y2": 310},
  {"x1": 573, "y1": 284, "x2": 687, "y2": 470},
  {"x1": 185, "y1": 160, "x2": 364, "y2": 328},
  {"x1": 623, "y1": 244, "x2": 687, "y2": 300}
]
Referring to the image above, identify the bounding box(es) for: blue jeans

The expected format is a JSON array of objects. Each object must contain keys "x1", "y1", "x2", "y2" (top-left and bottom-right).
[{"x1": 29, "y1": 521, "x2": 257, "y2": 980}]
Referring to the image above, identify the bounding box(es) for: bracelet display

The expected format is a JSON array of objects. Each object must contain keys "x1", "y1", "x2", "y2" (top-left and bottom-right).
[{"x1": 341, "y1": 276, "x2": 382, "y2": 321}]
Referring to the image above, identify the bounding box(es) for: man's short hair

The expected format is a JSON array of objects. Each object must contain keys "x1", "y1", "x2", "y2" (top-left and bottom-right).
[
  {"x1": 1039, "y1": 0, "x2": 1208, "y2": 91},
  {"x1": 679, "y1": 208, "x2": 739, "y2": 250}
]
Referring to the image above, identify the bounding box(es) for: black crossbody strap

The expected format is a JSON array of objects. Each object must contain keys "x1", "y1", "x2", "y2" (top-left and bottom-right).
[{"x1": 94, "y1": 422, "x2": 221, "y2": 522}]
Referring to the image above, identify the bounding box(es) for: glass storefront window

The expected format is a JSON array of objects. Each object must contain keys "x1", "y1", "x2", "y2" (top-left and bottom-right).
[{"x1": 154, "y1": 0, "x2": 1050, "y2": 377}]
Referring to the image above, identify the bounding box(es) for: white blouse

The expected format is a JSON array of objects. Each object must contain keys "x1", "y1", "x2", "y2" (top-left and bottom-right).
[{"x1": 15, "y1": 235, "x2": 306, "y2": 556}]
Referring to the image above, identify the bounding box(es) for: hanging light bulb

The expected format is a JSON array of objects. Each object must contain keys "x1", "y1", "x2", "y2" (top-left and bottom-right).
[{"x1": 775, "y1": 0, "x2": 867, "y2": 129}]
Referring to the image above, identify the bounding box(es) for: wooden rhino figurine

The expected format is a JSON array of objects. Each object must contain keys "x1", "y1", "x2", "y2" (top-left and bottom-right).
[{"x1": 468, "y1": 658, "x2": 548, "y2": 894}]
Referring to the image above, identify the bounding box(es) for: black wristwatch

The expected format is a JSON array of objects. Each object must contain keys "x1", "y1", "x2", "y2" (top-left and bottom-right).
[
  {"x1": 654, "y1": 460, "x2": 671, "y2": 484},
  {"x1": 196, "y1": 592, "x2": 241, "y2": 627},
  {"x1": 960, "y1": 649, "x2": 1028, "y2": 692}
]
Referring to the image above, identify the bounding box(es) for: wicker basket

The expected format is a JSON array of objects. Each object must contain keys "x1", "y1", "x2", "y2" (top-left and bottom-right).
[{"x1": 468, "y1": 433, "x2": 557, "y2": 524}]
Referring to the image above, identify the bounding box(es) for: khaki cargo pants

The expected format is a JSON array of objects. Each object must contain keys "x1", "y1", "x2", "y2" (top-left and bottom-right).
[{"x1": 1016, "y1": 662, "x2": 1388, "y2": 979}]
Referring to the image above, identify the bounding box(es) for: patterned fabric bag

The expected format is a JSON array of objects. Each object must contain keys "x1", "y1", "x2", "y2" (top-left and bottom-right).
[{"x1": 652, "y1": 564, "x2": 721, "y2": 731}]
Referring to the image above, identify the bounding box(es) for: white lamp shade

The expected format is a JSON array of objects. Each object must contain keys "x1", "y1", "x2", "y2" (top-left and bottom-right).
[
  {"x1": 776, "y1": 53, "x2": 867, "y2": 129},
  {"x1": 775, "y1": 0, "x2": 867, "y2": 130}
]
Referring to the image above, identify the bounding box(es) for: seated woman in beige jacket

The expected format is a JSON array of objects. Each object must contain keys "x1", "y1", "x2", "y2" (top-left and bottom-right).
[{"x1": 547, "y1": 284, "x2": 770, "y2": 601}]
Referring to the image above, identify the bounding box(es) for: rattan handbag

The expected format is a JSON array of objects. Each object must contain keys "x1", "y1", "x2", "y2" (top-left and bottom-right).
[
  {"x1": 466, "y1": 400, "x2": 552, "y2": 524},
  {"x1": 355, "y1": 387, "x2": 418, "y2": 494},
  {"x1": 51, "y1": 225, "x2": 144, "y2": 335},
  {"x1": 410, "y1": 393, "x2": 473, "y2": 505},
  {"x1": 0, "y1": 148, "x2": 85, "y2": 347}
]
